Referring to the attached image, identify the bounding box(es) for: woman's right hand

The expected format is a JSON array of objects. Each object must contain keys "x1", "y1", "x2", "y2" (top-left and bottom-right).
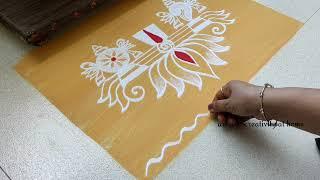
[{"x1": 208, "y1": 80, "x2": 263, "y2": 126}]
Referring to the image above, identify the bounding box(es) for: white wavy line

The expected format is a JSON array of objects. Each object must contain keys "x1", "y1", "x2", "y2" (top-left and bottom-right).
[{"x1": 145, "y1": 112, "x2": 209, "y2": 177}]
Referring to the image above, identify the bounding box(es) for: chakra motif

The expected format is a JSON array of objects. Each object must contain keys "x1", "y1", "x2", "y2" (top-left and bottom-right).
[
  {"x1": 80, "y1": 39, "x2": 142, "y2": 87},
  {"x1": 96, "y1": 48, "x2": 130, "y2": 73}
]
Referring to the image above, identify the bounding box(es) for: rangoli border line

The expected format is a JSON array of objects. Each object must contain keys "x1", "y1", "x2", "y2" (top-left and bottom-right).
[{"x1": 145, "y1": 112, "x2": 209, "y2": 176}]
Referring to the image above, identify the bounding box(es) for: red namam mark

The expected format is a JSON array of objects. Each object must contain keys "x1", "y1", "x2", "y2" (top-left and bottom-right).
[
  {"x1": 174, "y1": 51, "x2": 196, "y2": 64},
  {"x1": 143, "y1": 30, "x2": 163, "y2": 43},
  {"x1": 111, "y1": 57, "x2": 117, "y2": 62},
  {"x1": 143, "y1": 29, "x2": 196, "y2": 64}
]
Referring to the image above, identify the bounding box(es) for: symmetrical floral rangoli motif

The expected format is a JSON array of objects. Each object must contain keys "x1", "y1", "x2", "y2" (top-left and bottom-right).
[
  {"x1": 80, "y1": 39, "x2": 144, "y2": 112},
  {"x1": 80, "y1": 0, "x2": 236, "y2": 177},
  {"x1": 80, "y1": 0, "x2": 235, "y2": 113}
]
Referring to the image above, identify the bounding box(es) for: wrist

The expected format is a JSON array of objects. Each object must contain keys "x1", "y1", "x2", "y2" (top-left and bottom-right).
[
  {"x1": 249, "y1": 85, "x2": 264, "y2": 119},
  {"x1": 257, "y1": 84, "x2": 274, "y2": 121}
]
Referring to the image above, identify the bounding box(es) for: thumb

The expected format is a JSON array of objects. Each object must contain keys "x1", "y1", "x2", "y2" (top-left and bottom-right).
[{"x1": 212, "y1": 99, "x2": 232, "y2": 113}]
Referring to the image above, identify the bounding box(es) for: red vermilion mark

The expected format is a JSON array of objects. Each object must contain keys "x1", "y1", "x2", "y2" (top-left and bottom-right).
[
  {"x1": 174, "y1": 51, "x2": 196, "y2": 64},
  {"x1": 111, "y1": 57, "x2": 117, "y2": 61},
  {"x1": 143, "y1": 30, "x2": 163, "y2": 43}
]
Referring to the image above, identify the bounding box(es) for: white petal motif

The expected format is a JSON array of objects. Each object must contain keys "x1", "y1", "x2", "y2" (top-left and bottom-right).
[
  {"x1": 167, "y1": 54, "x2": 203, "y2": 90},
  {"x1": 149, "y1": 60, "x2": 167, "y2": 99},
  {"x1": 159, "y1": 55, "x2": 185, "y2": 98}
]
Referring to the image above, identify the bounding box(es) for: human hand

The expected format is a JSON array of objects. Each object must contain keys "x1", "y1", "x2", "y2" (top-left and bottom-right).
[{"x1": 208, "y1": 80, "x2": 262, "y2": 126}]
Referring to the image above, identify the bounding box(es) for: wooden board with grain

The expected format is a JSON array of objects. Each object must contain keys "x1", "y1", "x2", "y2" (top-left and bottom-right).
[{"x1": 0, "y1": 0, "x2": 114, "y2": 45}]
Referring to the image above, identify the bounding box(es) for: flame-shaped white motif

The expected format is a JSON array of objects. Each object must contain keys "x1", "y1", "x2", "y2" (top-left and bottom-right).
[{"x1": 148, "y1": 33, "x2": 230, "y2": 98}]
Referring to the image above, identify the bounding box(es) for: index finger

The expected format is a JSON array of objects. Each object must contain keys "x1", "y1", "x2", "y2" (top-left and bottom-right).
[
  {"x1": 209, "y1": 87, "x2": 227, "y2": 119},
  {"x1": 212, "y1": 87, "x2": 225, "y2": 103},
  {"x1": 213, "y1": 83, "x2": 233, "y2": 102}
]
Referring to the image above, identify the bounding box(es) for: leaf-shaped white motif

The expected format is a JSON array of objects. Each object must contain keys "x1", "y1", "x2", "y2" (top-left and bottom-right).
[
  {"x1": 80, "y1": 62, "x2": 95, "y2": 78},
  {"x1": 91, "y1": 45, "x2": 109, "y2": 56},
  {"x1": 159, "y1": 56, "x2": 185, "y2": 98},
  {"x1": 181, "y1": 40, "x2": 230, "y2": 53},
  {"x1": 116, "y1": 84, "x2": 130, "y2": 113},
  {"x1": 97, "y1": 80, "x2": 111, "y2": 104},
  {"x1": 156, "y1": 12, "x2": 171, "y2": 22},
  {"x1": 108, "y1": 80, "x2": 120, "y2": 108},
  {"x1": 156, "y1": 12, "x2": 184, "y2": 29},
  {"x1": 116, "y1": 39, "x2": 135, "y2": 50},
  {"x1": 201, "y1": 10, "x2": 233, "y2": 21},
  {"x1": 80, "y1": 62, "x2": 106, "y2": 87},
  {"x1": 167, "y1": 54, "x2": 203, "y2": 90},
  {"x1": 189, "y1": 34, "x2": 225, "y2": 43},
  {"x1": 163, "y1": 0, "x2": 175, "y2": 8},
  {"x1": 179, "y1": 6, "x2": 193, "y2": 22},
  {"x1": 184, "y1": 0, "x2": 207, "y2": 13},
  {"x1": 149, "y1": 60, "x2": 167, "y2": 99},
  {"x1": 205, "y1": 51, "x2": 228, "y2": 66},
  {"x1": 206, "y1": 15, "x2": 235, "y2": 25},
  {"x1": 179, "y1": 42, "x2": 228, "y2": 66},
  {"x1": 176, "y1": 47, "x2": 220, "y2": 79}
]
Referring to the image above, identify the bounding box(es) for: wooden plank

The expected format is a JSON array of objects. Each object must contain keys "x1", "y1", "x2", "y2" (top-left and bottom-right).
[{"x1": 0, "y1": 0, "x2": 112, "y2": 45}]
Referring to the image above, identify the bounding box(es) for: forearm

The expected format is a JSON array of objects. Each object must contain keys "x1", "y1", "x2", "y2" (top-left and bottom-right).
[{"x1": 264, "y1": 87, "x2": 320, "y2": 135}]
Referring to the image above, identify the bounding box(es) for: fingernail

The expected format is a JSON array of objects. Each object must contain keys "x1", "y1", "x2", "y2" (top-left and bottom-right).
[{"x1": 218, "y1": 115, "x2": 222, "y2": 123}]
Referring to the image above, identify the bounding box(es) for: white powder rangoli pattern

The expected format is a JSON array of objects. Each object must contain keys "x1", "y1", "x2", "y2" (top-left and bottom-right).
[
  {"x1": 145, "y1": 112, "x2": 209, "y2": 176},
  {"x1": 80, "y1": 1, "x2": 235, "y2": 112},
  {"x1": 156, "y1": 0, "x2": 207, "y2": 29},
  {"x1": 80, "y1": 0, "x2": 235, "y2": 176}
]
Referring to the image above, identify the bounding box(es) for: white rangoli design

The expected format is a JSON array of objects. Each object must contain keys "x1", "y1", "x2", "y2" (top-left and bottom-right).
[
  {"x1": 145, "y1": 112, "x2": 209, "y2": 176},
  {"x1": 157, "y1": 0, "x2": 207, "y2": 29},
  {"x1": 80, "y1": 0, "x2": 235, "y2": 176}
]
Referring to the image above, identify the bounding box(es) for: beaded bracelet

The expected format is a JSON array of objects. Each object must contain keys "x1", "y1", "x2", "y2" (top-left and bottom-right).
[{"x1": 259, "y1": 83, "x2": 274, "y2": 121}]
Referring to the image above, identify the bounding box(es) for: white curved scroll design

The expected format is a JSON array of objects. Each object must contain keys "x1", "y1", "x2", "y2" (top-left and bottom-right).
[
  {"x1": 200, "y1": 10, "x2": 236, "y2": 35},
  {"x1": 80, "y1": 2, "x2": 235, "y2": 112},
  {"x1": 97, "y1": 76, "x2": 146, "y2": 113},
  {"x1": 145, "y1": 112, "x2": 209, "y2": 177}
]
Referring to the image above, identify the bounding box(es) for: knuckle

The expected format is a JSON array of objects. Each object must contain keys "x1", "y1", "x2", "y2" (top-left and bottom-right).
[
  {"x1": 225, "y1": 100, "x2": 235, "y2": 113},
  {"x1": 229, "y1": 80, "x2": 240, "y2": 86},
  {"x1": 224, "y1": 100, "x2": 231, "y2": 109},
  {"x1": 226, "y1": 80, "x2": 238, "y2": 89},
  {"x1": 226, "y1": 80, "x2": 234, "y2": 87}
]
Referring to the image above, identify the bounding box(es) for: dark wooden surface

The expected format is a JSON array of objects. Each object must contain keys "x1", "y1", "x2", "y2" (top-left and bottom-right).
[{"x1": 0, "y1": 0, "x2": 110, "y2": 45}]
